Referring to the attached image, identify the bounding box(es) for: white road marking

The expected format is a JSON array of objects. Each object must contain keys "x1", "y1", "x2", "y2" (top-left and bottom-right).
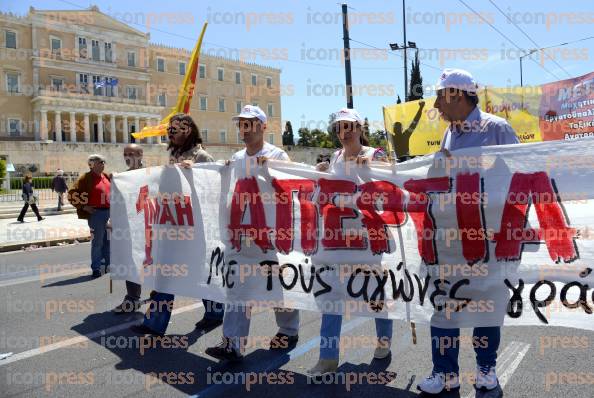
[
  {"x1": 0, "y1": 302, "x2": 203, "y2": 367},
  {"x1": 462, "y1": 341, "x2": 531, "y2": 398},
  {"x1": 498, "y1": 342, "x2": 531, "y2": 387},
  {"x1": 0, "y1": 268, "x2": 88, "y2": 287}
]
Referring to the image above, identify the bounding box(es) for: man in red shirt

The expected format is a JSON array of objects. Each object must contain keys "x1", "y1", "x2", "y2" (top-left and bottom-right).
[{"x1": 68, "y1": 154, "x2": 111, "y2": 278}]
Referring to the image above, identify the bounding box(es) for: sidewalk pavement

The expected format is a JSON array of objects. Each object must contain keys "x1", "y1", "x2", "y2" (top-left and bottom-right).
[{"x1": 0, "y1": 211, "x2": 90, "y2": 252}]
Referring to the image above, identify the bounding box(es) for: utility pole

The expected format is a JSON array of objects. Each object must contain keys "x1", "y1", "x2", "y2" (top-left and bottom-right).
[
  {"x1": 402, "y1": 0, "x2": 408, "y2": 101},
  {"x1": 519, "y1": 49, "x2": 537, "y2": 87},
  {"x1": 341, "y1": 3, "x2": 354, "y2": 108},
  {"x1": 390, "y1": 0, "x2": 416, "y2": 102}
]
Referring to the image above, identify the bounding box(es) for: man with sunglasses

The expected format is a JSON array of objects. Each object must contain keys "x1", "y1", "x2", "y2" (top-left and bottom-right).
[
  {"x1": 68, "y1": 154, "x2": 111, "y2": 278},
  {"x1": 205, "y1": 105, "x2": 300, "y2": 362},
  {"x1": 418, "y1": 69, "x2": 519, "y2": 395}
]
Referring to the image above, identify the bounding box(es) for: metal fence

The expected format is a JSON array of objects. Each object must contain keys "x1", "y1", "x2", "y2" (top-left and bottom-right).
[{"x1": 0, "y1": 175, "x2": 79, "y2": 203}]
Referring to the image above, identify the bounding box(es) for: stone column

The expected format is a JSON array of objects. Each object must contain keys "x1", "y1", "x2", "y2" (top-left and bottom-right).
[
  {"x1": 34, "y1": 114, "x2": 40, "y2": 141},
  {"x1": 110, "y1": 114, "x2": 116, "y2": 143},
  {"x1": 40, "y1": 110, "x2": 48, "y2": 141},
  {"x1": 97, "y1": 114, "x2": 104, "y2": 143},
  {"x1": 134, "y1": 116, "x2": 140, "y2": 143},
  {"x1": 54, "y1": 111, "x2": 62, "y2": 142},
  {"x1": 83, "y1": 113, "x2": 90, "y2": 142},
  {"x1": 153, "y1": 118, "x2": 163, "y2": 144},
  {"x1": 69, "y1": 112, "x2": 76, "y2": 142},
  {"x1": 122, "y1": 116, "x2": 129, "y2": 144}
]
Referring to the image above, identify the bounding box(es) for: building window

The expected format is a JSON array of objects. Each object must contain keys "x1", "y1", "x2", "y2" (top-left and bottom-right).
[
  {"x1": 202, "y1": 129, "x2": 208, "y2": 143},
  {"x1": 235, "y1": 71, "x2": 241, "y2": 84},
  {"x1": 5, "y1": 30, "x2": 16, "y2": 49},
  {"x1": 105, "y1": 78, "x2": 116, "y2": 97},
  {"x1": 200, "y1": 96, "x2": 207, "y2": 111},
  {"x1": 236, "y1": 101, "x2": 242, "y2": 114},
  {"x1": 267, "y1": 104, "x2": 274, "y2": 117},
  {"x1": 217, "y1": 67, "x2": 224, "y2": 81},
  {"x1": 92, "y1": 75, "x2": 103, "y2": 96},
  {"x1": 179, "y1": 62, "x2": 186, "y2": 75},
  {"x1": 127, "y1": 51, "x2": 136, "y2": 67},
  {"x1": 218, "y1": 98, "x2": 225, "y2": 112},
  {"x1": 78, "y1": 37, "x2": 87, "y2": 58},
  {"x1": 157, "y1": 58, "x2": 165, "y2": 72},
  {"x1": 78, "y1": 73, "x2": 89, "y2": 94},
  {"x1": 78, "y1": 73, "x2": 89, "y2": 93},
  {"x1": 269, "y1": 133, "x2": 274, "y2": 145},
  {"x1": 127, "y1": 86, "x2": 137, "y2": 100},
  {"x1": 5, "y1": 72, "x2": 19, "y2": 93},
  {"x1": 158, "y1": 92, "x2": 166, "y2": 106},
  {"x1": 51, "y1": 77, "x2": 64, "y2": 91},
  {"x1": 104, "y1": 42, "x2": 112, "y2": 62},
  {"x1": 266, "y1": 76, "x2": 272, "y2": 88},
  {"x1": 251, "y1": 74, "x2": 257, "y2": 86},
  {"x1": 219, "y1": 130, "x2": 227, "y2": 143},
  {"x1": 199, "y1": 64, "x2": 205, "y2": 79},
  {"x1": 8, "y1": 118, "x2": 21, "y2": 137},
  {"x1": 91, "y1": 39, "x2": 100, "y2": 61},
  {"x1": 50, "y1": 37, "x2": 61, "y2": 56}
]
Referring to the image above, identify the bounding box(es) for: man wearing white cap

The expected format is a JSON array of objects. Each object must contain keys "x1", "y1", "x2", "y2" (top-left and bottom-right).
[
  {"x1": 418, "y1": 69, "x2": 519, "y2": 395},
  {"x1": 205, "y1": 105, "x2": 299, "y2": 361}
]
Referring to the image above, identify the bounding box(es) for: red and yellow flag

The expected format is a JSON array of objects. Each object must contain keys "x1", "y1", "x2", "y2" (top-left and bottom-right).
[{"x1": 132, "y1": 22, "x2": 208, "y2": 139}]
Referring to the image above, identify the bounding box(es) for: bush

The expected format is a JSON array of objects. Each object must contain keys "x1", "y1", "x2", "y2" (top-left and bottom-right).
[
  {"x1": 10, "y1": 177, "x2": 55, "y2": 190},
  {"x1": 0, "y1": 159, "x2": 6, "y2": 180}
]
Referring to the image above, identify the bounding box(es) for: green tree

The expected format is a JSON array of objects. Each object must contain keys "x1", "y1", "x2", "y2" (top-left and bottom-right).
[
  {"x1": 363, "y1": 118, "x2": 370, "y2": 138},
  {"x1": 408, "y1": 51, "x2": 423, "y2": 101},
  {"x1": 0, "y1": 159, "x2": 6, "y2": 180},
  {"x1": 297, "y1": 127, "x2": 314, "y2": 146},
  {"x1": 297, "y1": 127, "x2": 338, "y2": 148},
  {"x1": 397, "y1": 95, "x2": 402, "y2": 104},
  {"x1": 368, "y1": 130, "x2": 388, "y2": 152},
  {"x1": 311, "y1": 128, "x2": 336, "y2": 148},
  {"x1": 282, "y1": 121, "x2": 295, "y2": 146}
]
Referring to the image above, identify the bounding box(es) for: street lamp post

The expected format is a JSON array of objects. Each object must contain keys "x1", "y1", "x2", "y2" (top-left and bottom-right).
[{"x1": 389, "y1": 41, "x2": 417, "y2": 101}]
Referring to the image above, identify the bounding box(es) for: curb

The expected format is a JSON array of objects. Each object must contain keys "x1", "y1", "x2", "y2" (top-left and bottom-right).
[{"x1": 0, "y1": 235, "x2": 91, "y2": 253}]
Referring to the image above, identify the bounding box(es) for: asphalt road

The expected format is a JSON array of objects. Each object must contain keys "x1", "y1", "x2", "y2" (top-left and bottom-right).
[{"x1": 1, "y1": 243, "x2": 593, "y2": 397}]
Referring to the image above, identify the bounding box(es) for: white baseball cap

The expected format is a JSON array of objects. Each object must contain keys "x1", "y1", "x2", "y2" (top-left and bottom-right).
[
  {"x1": 436, "y1": 68, "x2": 478, "y2": 94},
  {"x1": 232, "y1": 104, "x2": 267, "y2": 123},
  {"x1": 330, "y1": 108, "x2": 364, "y2": 125}
]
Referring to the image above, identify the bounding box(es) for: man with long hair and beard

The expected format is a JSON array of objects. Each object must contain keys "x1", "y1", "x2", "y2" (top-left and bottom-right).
[{"x1": 130, "y1": 113, "x2": 225, "y2": 336}]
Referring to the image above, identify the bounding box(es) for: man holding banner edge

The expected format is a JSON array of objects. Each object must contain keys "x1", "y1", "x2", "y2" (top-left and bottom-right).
[{"x1": 417, "y1": 68, "x2": 520, "y2": 395}]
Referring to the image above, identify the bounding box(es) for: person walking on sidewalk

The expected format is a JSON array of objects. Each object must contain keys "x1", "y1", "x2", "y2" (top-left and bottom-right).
[
  {"x1": 51, "y1": 169, "x2": 68, "y2": 211},
  {"x1": 68, "y1": 154, "x2": 111, "y2": 278},
  {"x1": 17, "y1": 175, "x2": 44, "y2": 223}
]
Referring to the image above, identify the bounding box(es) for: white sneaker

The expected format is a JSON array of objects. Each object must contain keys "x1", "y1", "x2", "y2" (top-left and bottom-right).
[
  {"x1": 307, "y1": 359, "x2": 339, "y2": 377},
  {"x1": 417, "y1": 372, "x2": 460, "y2": 394},
  {"x1": 475, "y1": 365, "x2": 498, "y2": 390},
  {"x1": 373, "y1": 345, "x2": 391, "y2": 359}
]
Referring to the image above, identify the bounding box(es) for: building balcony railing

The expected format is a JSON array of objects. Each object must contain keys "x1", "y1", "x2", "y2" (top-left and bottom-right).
[
  {"x1": 37, "y1": 88, "x2": 151, "y2": 106},
  {"x1": 37, "y1": 52, "x2": 149, "y2": 73}
]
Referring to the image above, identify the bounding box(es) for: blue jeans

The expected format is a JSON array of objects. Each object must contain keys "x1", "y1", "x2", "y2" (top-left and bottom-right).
[
  {"x1": 143, "y1": 292, "x2": 224, "y2": 335},
  {"x1": 431, "y1": 326, "x2": 500, "y2": 375},
  {"x1": 87, "y1": 209, "x2": 110, "y2": 271},
  {"x1": 320, "y1": 314, "x2": 393, "y2": 360}
]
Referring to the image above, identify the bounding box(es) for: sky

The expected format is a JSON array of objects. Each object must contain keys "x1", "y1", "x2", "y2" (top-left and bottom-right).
[{"x1": 4, "y1": 0, "x2": 594, "y2": 134}]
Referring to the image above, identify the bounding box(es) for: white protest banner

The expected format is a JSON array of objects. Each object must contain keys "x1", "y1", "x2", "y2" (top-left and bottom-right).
[{"x1": 110, "y1": 138, "x2": 594, "y2": 330}]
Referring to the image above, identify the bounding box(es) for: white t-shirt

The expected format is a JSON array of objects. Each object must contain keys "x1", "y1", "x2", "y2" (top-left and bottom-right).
[
  {"x1": 329, "y1": 146, "x2": 385, "y2": 170},
  {"x1": 231, "y1": 141, "x2": 290, "y2": 162}
]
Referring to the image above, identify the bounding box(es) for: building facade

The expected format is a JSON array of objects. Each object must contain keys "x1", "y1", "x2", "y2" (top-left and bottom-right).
[{"x1": 0, "y1": 6, "x2": 282, "y2": 147}]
